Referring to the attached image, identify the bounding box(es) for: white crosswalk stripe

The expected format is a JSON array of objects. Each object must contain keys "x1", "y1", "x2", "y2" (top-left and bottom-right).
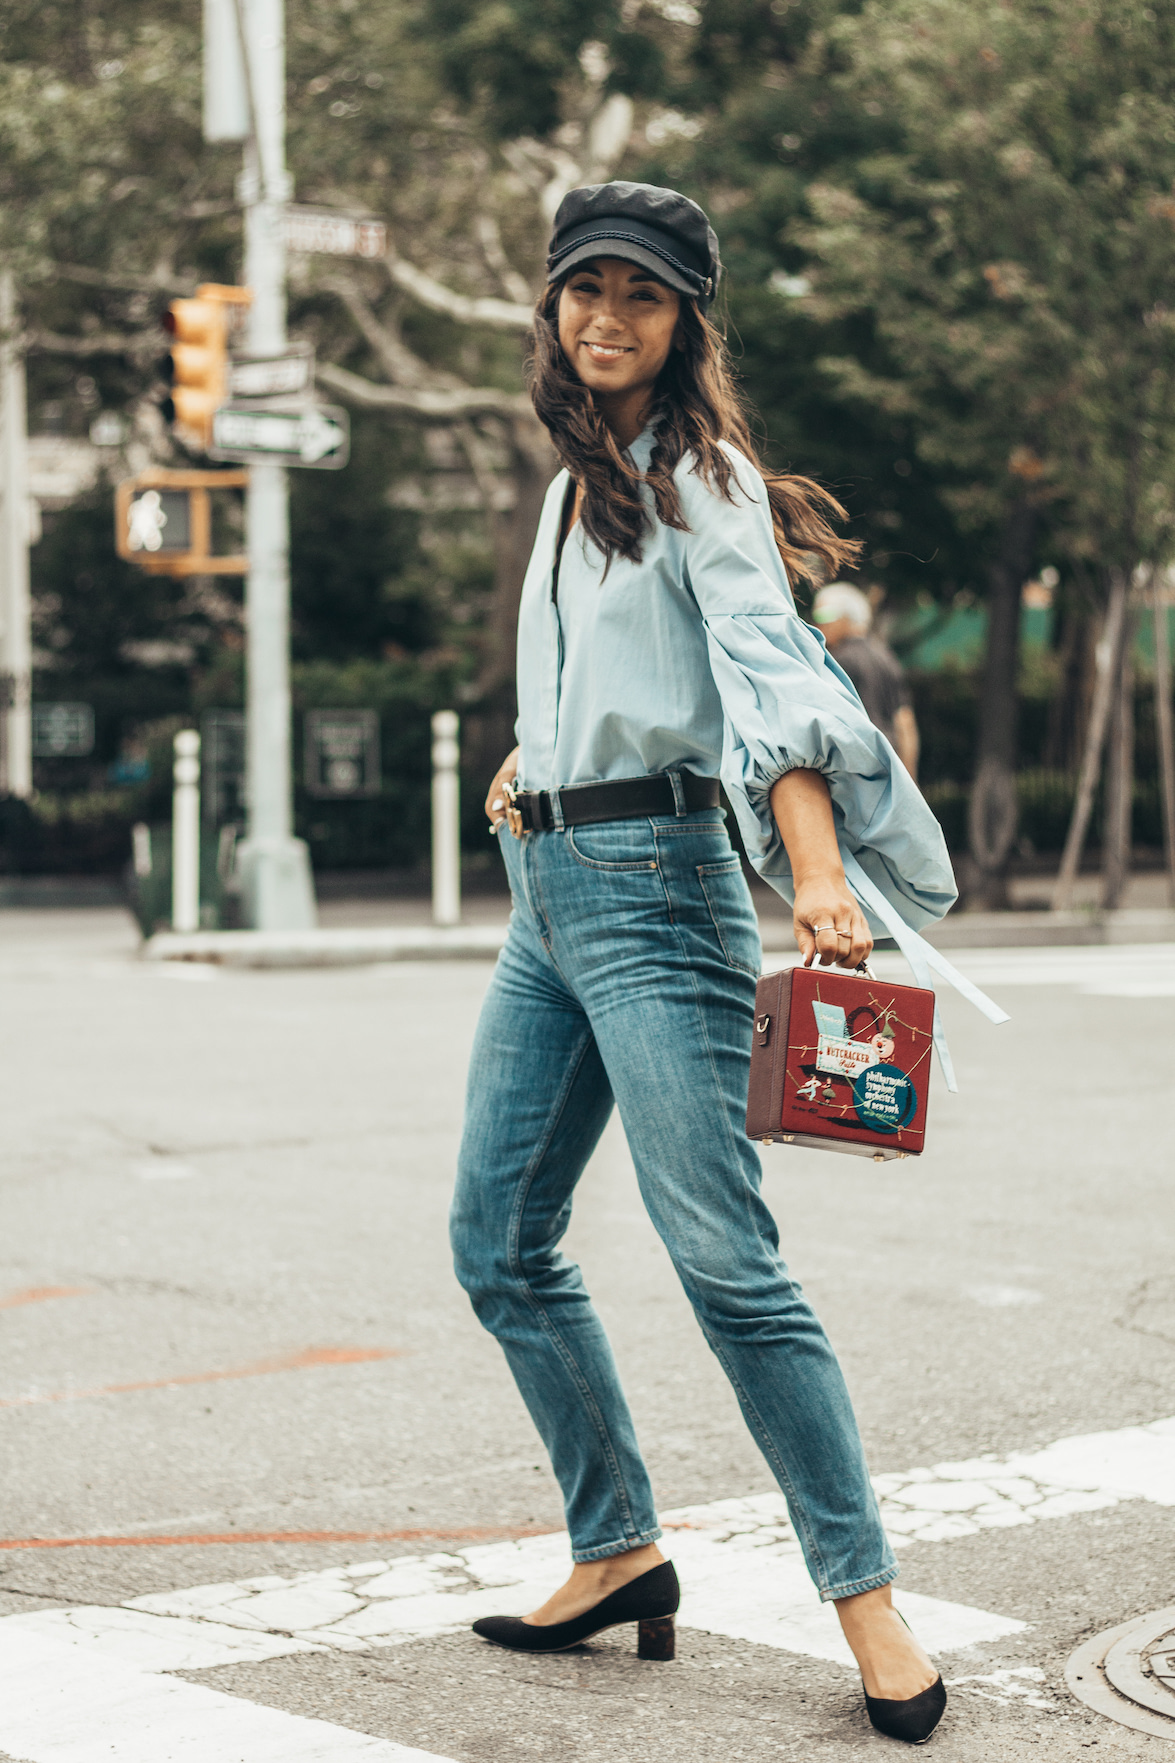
[
  {"x1": 4, "y1": 1413, "x2": 1175, "y2": 1759},
  {"x1": 0, "y1": 1627, "x2": 447, "y2": 1763}
]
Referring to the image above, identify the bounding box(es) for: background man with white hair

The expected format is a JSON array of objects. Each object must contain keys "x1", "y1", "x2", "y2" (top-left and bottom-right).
[{"x1": 812, "y1": 582, "x2": 920, "y2": 780}]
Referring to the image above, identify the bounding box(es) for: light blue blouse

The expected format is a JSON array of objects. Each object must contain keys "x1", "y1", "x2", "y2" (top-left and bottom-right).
[{"x1": 514, "y1": 426, "x2": 958, "y2": 936}]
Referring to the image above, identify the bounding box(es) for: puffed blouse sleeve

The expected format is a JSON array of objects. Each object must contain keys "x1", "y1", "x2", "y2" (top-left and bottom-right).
[{"x1": 677, "y1": 445, "x2": 957, "y2": 932}]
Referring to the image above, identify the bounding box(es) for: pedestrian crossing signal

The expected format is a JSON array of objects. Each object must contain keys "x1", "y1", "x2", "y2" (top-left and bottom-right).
[
  {"x1": 161, "y1": 284, "x2": 252, "y2": 450},
  {"x1": 115, "y1": 468, "x2": 250, "y2": 576}
]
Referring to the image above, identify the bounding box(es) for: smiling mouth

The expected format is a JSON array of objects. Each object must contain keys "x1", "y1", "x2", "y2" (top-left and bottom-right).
[{"x1": 582, "y1": 341, "x2": 633, "y2": 359}]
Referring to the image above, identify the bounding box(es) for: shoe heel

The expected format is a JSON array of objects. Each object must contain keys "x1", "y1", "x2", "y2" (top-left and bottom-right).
[{"x1": 637, "y1": 1616, "x2": 675, "y2": 1661}]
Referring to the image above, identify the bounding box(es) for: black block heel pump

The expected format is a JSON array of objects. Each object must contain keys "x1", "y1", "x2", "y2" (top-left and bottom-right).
[{"x1": 472, "y1": 1560, "x2": 679, "y2": 1658}]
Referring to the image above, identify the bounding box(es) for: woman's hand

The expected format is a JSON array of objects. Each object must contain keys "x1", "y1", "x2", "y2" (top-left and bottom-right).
[
  {"x1": 769, "y1": 768, "x2": 873, "y2": 969},
  {"x1": 791, "y1": 869, "x2": 872, "y2": 969},
  {"x1": 485, "y1": 747, "x2": 521, "y2": 831}
]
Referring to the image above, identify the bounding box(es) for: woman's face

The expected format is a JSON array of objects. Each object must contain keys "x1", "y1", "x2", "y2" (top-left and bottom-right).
[{"x1": 557, "y1": 257, "x2": 682, "y2": 400}]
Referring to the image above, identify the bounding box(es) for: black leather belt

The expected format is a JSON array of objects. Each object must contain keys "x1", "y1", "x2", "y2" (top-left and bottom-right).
[{"x1": 506, "y1": 771, "x2": 721, "y2": 833}]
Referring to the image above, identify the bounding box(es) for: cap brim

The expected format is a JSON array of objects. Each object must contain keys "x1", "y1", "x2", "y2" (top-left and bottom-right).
[{"x1": 548, "y1": 239, "x2": 699, "y2": 300}]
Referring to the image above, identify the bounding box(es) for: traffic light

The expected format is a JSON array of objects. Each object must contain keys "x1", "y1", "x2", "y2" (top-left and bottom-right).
[
  {"x1": 161, "y1": 283, "x2": 251, "y2": 450},
  {"x1": 162, "y1": 296, "x2": 227, "y2": 448}
]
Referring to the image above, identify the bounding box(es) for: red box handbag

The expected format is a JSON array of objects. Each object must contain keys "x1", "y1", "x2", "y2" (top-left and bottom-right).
[{"x1": 746, "y1": 963, "x2": 936, "y2": 1161}]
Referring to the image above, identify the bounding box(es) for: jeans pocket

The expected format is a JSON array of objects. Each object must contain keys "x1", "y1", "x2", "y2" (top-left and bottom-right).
[
  {"x1": 566, "y1": 821, "x2": 660, "y2": 872},
  {"x1": 697, "y1": 859, "x2": 761, "y2": 977}
]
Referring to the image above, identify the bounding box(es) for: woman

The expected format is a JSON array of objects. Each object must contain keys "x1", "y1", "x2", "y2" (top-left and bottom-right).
[{"x1": 449, "y1": 181, "x2": 956, "y2": 1745}]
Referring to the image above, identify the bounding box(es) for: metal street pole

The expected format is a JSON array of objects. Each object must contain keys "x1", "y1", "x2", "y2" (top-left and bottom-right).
[
  {"x1": 0, "y1": 271, "x2": 32, "y2": 798},
  {"x1": 233, "y1": 0, "x2": 316, "y2": 928}
]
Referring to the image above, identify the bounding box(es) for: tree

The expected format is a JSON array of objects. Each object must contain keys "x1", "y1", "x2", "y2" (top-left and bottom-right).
[
  {"x1": 4, "y1": 0, "x2": 712, "y2": 789},
  {"x1": 623, "y1": 0, "x2": 974, "y2": 618},
  {"x1": 283, "y1": 0, "x2": 696, "y2": 764},
  {"x1": 779, "y1": 0, "x2": 1175, "y2": 902},
  {"x1": 16, "y1": 0, "x2": 1175, "y2": 892}
]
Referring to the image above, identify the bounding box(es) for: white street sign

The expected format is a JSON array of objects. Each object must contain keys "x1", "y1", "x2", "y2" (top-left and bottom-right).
[
  {"x1": 228, "y1": 346, "x2": 315, "y2": 400},
  {"x1": 31, "y1": 702, "x2": 94, "y2": 759},
  {"x1": 209, "y1": 403, "x2": 350, "y2": 469},
  {"x1": 285, "y1": 206, "x2": 386, "y2": 260}
]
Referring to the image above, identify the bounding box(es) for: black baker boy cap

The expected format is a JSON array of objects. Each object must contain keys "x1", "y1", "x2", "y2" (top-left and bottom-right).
[{"x1": 546, "y1": 181, "x2": 721, "y2": 308}]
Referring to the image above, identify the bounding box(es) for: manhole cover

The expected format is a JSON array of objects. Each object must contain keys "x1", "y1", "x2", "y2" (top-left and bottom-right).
[{"x1": 1066, "y1": 1605, "x2": 1175, "y2": 1738}]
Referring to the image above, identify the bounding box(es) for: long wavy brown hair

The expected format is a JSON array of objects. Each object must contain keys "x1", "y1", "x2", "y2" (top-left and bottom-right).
[{"x1": 527, "y1": 281, "x2": 862, "y2": 583}]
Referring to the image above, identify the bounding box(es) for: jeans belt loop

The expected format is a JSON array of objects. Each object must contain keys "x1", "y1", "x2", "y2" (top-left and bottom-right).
[
  {"x1": 668, "y1": 770, "x2": 687, "y2": 817},
  {"x1": 548, "y1": 787, "x2": 565, "y2": 832}
]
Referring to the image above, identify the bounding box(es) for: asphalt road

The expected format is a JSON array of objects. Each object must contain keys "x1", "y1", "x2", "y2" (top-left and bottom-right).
[{"x1": 1, "y1": 907, "x2": 1174, "y2": 1760}]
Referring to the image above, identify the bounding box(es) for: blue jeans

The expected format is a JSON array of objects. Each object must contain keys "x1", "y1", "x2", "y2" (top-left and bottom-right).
[{"x1": 450, "y1": 806, "x2": 896, "y2": 1600}]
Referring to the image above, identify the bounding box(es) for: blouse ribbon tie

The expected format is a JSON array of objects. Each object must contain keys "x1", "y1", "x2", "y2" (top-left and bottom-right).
[{"x1": 840, "y1": 849, "x2": 1010, "y2": 1095}]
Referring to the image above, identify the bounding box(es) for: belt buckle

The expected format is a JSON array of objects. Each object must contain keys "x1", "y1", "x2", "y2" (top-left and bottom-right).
[{"x1": 503, "y1": 778, "x2": 525, "y2": 839}]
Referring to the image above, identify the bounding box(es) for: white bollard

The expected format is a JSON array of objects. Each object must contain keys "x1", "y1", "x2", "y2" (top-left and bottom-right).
[
  {"x1": 431, "y1": 709, "x2": 461, "y2": 928},
  {"x1": 172, "y1": 729, "x2": 201, "y2": 933}
]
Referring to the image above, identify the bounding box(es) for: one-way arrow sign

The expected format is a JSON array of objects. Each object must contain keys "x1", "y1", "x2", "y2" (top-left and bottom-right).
[{"x1": 209, "y1": 402, "x2": 350, "y2": 469}]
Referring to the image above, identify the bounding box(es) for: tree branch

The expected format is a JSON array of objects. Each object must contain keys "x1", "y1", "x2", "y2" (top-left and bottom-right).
[
  {"x1": 457, "y1": 419, "x2": 507, "y2": 508},
  {"x1": 385, "y1": 251, "x2": 533, "y2": 332},
  {"x1": 474, "y1": 215, "x2": 535, "y2": 308},
  {"x1": 321, "y1": 275, "x2": 461, "y2": 390},
  {"x1": 316, "y1": 359, "x2": 533, "y2": 420},
  {"x1": 27, "y1": 329, "x2": 160, "y2": 358},
  {"x1": 51, "y1": 262, "x2": 196, "y2": 297}
]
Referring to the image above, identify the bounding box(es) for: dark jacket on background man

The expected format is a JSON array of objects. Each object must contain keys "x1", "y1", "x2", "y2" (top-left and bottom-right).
[{"x1": 831, "y1": 634, "x2": 911, "y2": 751}]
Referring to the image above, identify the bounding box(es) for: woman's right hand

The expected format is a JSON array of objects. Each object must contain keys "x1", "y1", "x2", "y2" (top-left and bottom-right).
[
  {"x1": 770, "y1": 767, "x2": 872, "y2": 968},
  {"x1": 485, "y1": 747, "x2": 521, "y2": 830}
]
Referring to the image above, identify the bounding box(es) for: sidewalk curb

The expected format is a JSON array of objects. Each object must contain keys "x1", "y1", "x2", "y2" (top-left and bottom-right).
[
  {"x1": 141, "y1": 924, "x2": 509, "y2": 967},
  {"x1": 919, "y1": 908, "x2": 1175, "y2": 949},
  {"x1": 141, "y1": 907, "x2": 1175, "y2": 968}
]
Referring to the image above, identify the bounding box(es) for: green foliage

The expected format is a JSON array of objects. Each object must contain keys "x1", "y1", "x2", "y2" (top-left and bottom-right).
[
  {"x1": 289, "y1": 417, "x2": 432, "y2": 661},
  {"x1": 906, "y1": 665, "x2": 977, "y2": 786},
  {"x1": 0, "y1": 1, "x2": 228, "y2": 286},
  {"x1": 631, "y1": 0, "x2": 975, "y2": 606},
  {"x1": 0, "y1": 786, "x2": 147, "y2": 876},
  {"x1": 421, "y1": 0, "x2": 669, "y2": 140},
  {"x1": 789, "y1": 0, "x2": 1175, "y2": 569}
]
